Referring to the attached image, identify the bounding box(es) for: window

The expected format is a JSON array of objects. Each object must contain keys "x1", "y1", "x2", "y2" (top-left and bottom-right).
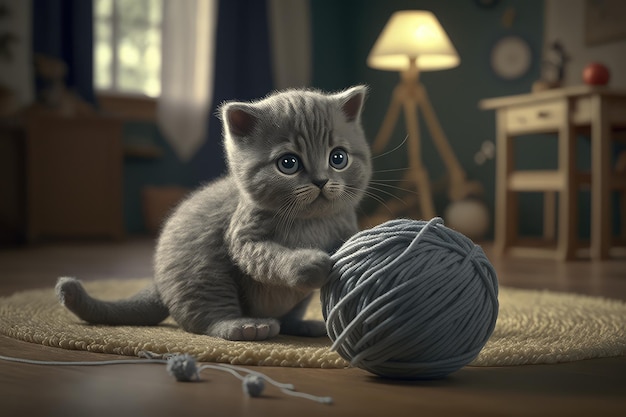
[{"x1": 94, "y1": 0, "x2": 163, "y2": 97}]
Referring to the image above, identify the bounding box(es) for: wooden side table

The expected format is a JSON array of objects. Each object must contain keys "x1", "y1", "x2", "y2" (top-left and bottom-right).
[{"x1": 480, "y1": 85, "x2": 626, "y2": 260}]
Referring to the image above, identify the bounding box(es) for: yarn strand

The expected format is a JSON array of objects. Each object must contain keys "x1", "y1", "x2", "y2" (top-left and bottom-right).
[{"x1": 0, "y1": 352, "x2": 333, "y2": 404}]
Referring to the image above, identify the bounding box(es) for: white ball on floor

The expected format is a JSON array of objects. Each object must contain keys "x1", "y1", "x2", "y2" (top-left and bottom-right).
[{"x1": 444, "y1": 199, "x2": 490, "y2": 241}]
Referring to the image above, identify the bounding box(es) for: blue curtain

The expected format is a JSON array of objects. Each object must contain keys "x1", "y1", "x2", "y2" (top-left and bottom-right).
[
  {"x1": 191, "y1": 0, "x2": 274, "y2": 182},
  {"x1": 31, "y1": 0, "x2": 95, "y2": 105}
]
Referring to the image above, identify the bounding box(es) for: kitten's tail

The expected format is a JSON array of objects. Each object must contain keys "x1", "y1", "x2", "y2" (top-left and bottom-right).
[{"x1": 55, "y1": 277, "x2": 169, "y2": 326}]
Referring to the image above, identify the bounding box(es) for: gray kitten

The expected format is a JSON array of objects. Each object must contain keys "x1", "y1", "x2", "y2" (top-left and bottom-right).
[{"x1": 56, "y1": 86, "x2": 372, "y2": 341}]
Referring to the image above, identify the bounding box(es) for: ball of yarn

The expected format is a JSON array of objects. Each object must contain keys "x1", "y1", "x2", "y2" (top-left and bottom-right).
[{"x1": 321, "y1": 217, "x2": 499, "y2": 379}]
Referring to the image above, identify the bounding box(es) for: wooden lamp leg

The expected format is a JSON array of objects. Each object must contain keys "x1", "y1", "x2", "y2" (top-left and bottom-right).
[
  {"x1": 369, "y1": 65, "x2": 471, "y2": 222},
  {"x1": 371, "y1": 85, "x2": 405, "y2": 155}
]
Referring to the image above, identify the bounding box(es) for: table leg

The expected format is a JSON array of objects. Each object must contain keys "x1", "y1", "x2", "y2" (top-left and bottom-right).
[
  {"x1": 590, "y1": 95, "x2": 611, "y2": 260},
  {"x1": 494, "y1": 110, "x2": 516, "y2": 256},
  {"x1": 557, "y1": 115, "x2": 577, "y2": 261}
]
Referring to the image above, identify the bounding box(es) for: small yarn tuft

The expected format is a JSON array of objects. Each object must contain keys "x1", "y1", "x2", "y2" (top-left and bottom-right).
[
  {"x1": 166, "y1": 354, "x2": 199, "y2": 382},
  {"x1": 242, "y1": 374, "x2": 265, "y2": 397},
  {"x1": 322, "y1": 217, "x2": 499, "y2": 379}
]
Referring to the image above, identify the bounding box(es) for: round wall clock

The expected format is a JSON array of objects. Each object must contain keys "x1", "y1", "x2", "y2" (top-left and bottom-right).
[{"x1": 490, "y1": 35, "x2": 532, "y2": 80}]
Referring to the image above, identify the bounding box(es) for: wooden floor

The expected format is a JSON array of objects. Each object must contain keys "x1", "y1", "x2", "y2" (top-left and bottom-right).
[{"x1": 0, "y1": 238, "x2": 625, "y2": 417}]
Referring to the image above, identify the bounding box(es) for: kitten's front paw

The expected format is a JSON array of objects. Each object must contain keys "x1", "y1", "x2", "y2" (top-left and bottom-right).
[{"x1": 288, "y1": 249, "x2": 332, "y2": 289}]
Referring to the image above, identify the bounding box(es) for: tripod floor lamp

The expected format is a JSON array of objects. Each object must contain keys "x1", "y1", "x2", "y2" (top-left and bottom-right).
[{"x1": 367, "y1": 11, "x2": 482, "y2": 221}]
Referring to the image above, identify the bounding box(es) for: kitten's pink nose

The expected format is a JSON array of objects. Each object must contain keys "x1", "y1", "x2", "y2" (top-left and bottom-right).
[{"x1": 312, "y1": 179, "x2": 328, "y2": 189}]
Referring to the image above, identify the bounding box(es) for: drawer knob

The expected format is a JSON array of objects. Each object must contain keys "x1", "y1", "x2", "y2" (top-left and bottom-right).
[{"x1": 537, "y1": 111, "x2": 551, "y2": 118}]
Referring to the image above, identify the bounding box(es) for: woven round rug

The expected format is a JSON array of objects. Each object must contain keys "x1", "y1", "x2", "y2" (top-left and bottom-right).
[{"x1": 1, "y1": 279, "x2": 625, "y2": 367}]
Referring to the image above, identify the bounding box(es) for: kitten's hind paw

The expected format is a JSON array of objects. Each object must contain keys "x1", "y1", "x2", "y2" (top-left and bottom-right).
[{"x1": 208, "y1": 318, "x2": 281, "y2": 341}]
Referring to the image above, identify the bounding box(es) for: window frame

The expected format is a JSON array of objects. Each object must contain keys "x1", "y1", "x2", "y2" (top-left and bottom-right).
[{"x1": 94, "y1": 0, "x2": 163, "y2": 119}]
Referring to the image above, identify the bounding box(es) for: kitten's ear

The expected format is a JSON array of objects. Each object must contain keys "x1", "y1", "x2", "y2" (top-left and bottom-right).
[
  {"x1": 338, "y1": 85, "x2": 368, "y2": 122},
  {"x1": 222, "y1": 103, "x2": 258, "y2": 137}
]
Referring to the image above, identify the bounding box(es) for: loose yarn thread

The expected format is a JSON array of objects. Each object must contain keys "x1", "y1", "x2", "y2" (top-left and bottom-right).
[
  {"x1": 322, "y1": 217, "x2": 499, "y2": 379},
  {"x1": 0, "y1": 352, "x2": 332, "y2": 404}
]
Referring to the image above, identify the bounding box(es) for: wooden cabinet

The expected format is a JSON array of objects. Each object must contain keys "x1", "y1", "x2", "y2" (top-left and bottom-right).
[
  {"x1": 0, "y1": 115, "x2": 124, "y2": 243},
  {"x1": 25, "y1": 115, "x2": 124, "y2": 241}
]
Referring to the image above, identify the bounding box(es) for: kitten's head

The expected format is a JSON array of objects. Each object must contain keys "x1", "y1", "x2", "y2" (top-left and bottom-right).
[{"x1": 221, "y1": 86, "x2": 371, "y2": 219}]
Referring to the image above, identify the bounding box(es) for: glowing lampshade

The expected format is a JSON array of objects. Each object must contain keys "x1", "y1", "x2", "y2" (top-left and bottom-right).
[{"x1": 367, "y1": 10, "x2": 460, "y2": 72}]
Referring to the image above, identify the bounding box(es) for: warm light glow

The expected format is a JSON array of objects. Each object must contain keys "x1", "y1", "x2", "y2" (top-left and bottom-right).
[{"x1": 367, "y1": 10, "x2": 460, "y2": 72}]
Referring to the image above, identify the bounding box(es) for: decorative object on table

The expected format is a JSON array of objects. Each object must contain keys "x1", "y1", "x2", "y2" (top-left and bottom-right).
[
  {"x1": 28, "y1": 54, "x2": 94, "y2": 117},
  {"x1": 582, "y1": 62, "x2": 611, "y2": 86},
  {"x1": 365, "y1": 10, "x2": 482, "y2": 224},
  {"x1": 532, "y1": 41, "x2": 570, "y2": 92}
]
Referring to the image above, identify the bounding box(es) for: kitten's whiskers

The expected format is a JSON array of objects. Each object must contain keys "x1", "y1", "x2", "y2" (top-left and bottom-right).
[
  {"x1": 368, "y1": 181, "x2": 419, "y2": 197},
  {"x1": 344, "y1": 184, "x2": 395, "y2": 215},
  {"x1": 372, "y1": 167, "x2": 410, "y2": 175},
  {"x1": 371, "y1": 135, "x2": 409, "y2": 160},
  {"x1": 365, "y1": 183, "x2": 410, "y2": 205},
  {"x1": 274, "y1": 195, "x2": 301, "y2": 237}
]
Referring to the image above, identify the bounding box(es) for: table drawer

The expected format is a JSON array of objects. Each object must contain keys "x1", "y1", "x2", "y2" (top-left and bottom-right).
[{"x1": 505, "y1": 101, "x2": 565, "y2": 133}]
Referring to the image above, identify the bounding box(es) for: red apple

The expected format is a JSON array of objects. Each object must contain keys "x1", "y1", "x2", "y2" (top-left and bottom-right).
[{"x1": 583, "y1": 62, "x2": 610, "y2": 85}]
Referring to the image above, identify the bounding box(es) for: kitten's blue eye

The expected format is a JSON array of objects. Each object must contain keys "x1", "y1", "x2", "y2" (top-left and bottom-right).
[
  {"x1": 329, "y1": 148, "x2": 349, "y2": 170},
  {"x1": 277, "y1": 154, "x2": 301, "y2": 175}
]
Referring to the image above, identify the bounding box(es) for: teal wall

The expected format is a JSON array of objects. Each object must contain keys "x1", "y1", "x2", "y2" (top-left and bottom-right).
[
  {"x1": 123, "y1": 0, "x2": 554, "y2": 238},
  {"x1": 312, "y1": 0, "x2": 546, "y2": 237},
  {"x1": 122, "y1": 122, "x2": 199, "y2": 234}
]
